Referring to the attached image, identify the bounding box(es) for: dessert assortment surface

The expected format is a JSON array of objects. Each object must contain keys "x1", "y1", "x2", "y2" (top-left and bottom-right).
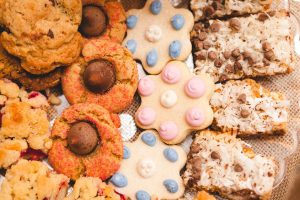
[{"x1": 0, "y1": 0, "x2": 297, "y2": 199}]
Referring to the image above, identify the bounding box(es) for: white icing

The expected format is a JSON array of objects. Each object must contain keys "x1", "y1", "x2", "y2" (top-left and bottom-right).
[
  {"x1": 160, "y1": 90, "x2": 178, "y2": 108},
  {"x1": 137, "y1": 159, "x2": 157, "y2": 178},
  {"x1": 145, "y1": 25, "x2": 162, "y2": 43}
]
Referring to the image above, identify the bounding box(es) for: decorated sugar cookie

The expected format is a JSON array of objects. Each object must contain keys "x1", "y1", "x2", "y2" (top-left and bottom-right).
[
  {"x1": 136, "y1": 61, "x2": 214, "y2": 144},
  {"x1": 123, "y1": 0, "x2": 194, "y2": 74},
  {"x1": 110, "y1": 130, "x2": 187, "y2": 199}
]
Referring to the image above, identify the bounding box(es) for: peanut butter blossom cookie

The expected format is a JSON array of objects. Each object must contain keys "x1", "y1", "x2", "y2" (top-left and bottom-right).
[
  {"x1": 48, "y1": 103, "x2": 123, "y2": 180},
  {"x1": 80, "y1": 0, "x2": 126, "y2": 43},
  {"x1": 136, "y1": 61, "x2": 214, "y2": 144},
  {"x1": 110, "y1": 130, "x2": 187, "y2": 199},
  {"x1": 62, "y1": 39, "x2": 138, "y2": 113},
  {"x1": 123, "y1": 0, "x2": 194, "y2": 74}
]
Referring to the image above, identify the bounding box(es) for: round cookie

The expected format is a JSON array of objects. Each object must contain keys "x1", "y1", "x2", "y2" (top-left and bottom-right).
[
  {"x1": 0, "y1": 40, "x2": 62, "y2": 91},
  {"x1": 123, "y1": 0, "x2": 194, "y2": 74},
  {"x1": 80, "y1": 0, "x2": 126, "y2": 43},
  {"x1": 48, "y1": 103, "x2": 123, "y2": 180},
  {"x1": 62, "y1": 39, "x2": 138, "y2": 113},
  {"x1": 110, "y1": 130, "x2": 187, "y2": 199},
  {"x1": 136, "y1": 61, "x2": 214, "y2": 144},
  {"x1": 0, "y1": 0, "x2": 82, "y2": 74}
]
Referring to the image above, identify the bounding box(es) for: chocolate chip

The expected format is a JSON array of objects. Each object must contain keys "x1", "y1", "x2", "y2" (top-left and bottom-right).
[
  {"x1": 192, "y1": 157, "x2": 202, "y2": 172},
  {"x1": 219, "y1": 74, "x2": 228, "y2": 82},
  {"x1": 47, "y1": 29, "x2": 54, "y2": 38},
  {"x1": 210, "y1": 21, "x2": 220, "y2": 32},
  {"x1": 214, "y1": 59, "x2": 223, "y2": 68},
  {"x1": 225, "y1": 64, "x2": 234, "y2": 73},
  {"x1": 232, "y1": 49, "x2": 240, "y2": 58},
  {"x1": 229, "y1": 18, "x2": 241, "y2": 31},
  {"x1": 203, "y1": 41, "x2": 211, "y2": 50},
  {"x1": 208, "y1": 51, "x2": 217, "y2": 60},
  {"x1": 192, "y1": 171, "x2": 201, "y2": 179},
  {"x1": 195, "y1": 40, "x2": 204, "y2": 50},
  {"x1": 268, "y1": 172, "x2": 273, "y2": 177},
  {"x1": 198, "y1": 32, "x2": 207, "y2": 41},
  {"x1": 191, "y1": 145, "x2": 201, "y2": 153},
  {"x1": 237, "y1": 93, "x2": 247, "y2": 103},
  {"x1": 203, "y1": 6, "x2": 215, "y2": 17},
  {"x1": 264, "y1": 50, "x2": 275, "y2": 61},
  {"x1": 196, "y1": 51, "x2": 207, "y2": 60},
  {"x1": 212, "y1": 1, "x2": 222, "y2": 10},
  {"x1": 258, "y1": 13, "x2": 269, "y2": 22},
  {"x1": 234, "y1": 61, "x2": 242, "y2": 71},
  {"x1": 236, "y1": 55, "x2": 243, "y2": 61},
  {"x1": 240, "y1": 109, "x2": 250, "y2": 118},
  {"x1": 263, "y1": 58, "x2": 271, "y2": 65},
  {"x1": 262, "y1": 42, "x2": 272, "y2": 52},
  {"x1": 268, "y1": 11, "x2": 276, "y2": 17},
  {"x1": 248, "y1": 56, "x2": 256, "y2": 65},
  {"x1": 234, "y1": 164, "x2": 243, "y2": 172},
  {"x1": 194, "y1": 23, "x2": 203, "y2": 32},
  {"x1": 243, "y1": 51, "x2": 252, "y2": 59},
  {"x1": 223, "y1": 51, "x2": 231, "y2": 59},
  {"x1": 211, "y1": 151, "x2": 220, "y2": 160}
]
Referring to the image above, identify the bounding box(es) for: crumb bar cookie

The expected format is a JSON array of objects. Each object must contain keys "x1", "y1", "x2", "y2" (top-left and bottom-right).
[
  {"x1": 192, "y1": 10, "x2": 294, "y2": 83},
  {"x1": 182, "y1": 130, "x2": 276, "y2": 200},
  {"x1": 210, "y1": 79, "x2": 288, "y2": 136},
  {"x1": 190, "y1": 0, "x2": 272, "y2": 21},
  {"x1": 0, "y1": 159, "x2": 69, "y2": 200}
]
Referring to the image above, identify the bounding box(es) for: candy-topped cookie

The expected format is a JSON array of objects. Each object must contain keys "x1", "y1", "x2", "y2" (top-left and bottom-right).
[
  {"x1": 136, "y1": 61, "x2": 214, "y2": 144},
  {"x1": 110, "y1": 130, "x2": 187, "y2": 199},
  {"x1": 123, "y1": 0, "x2": 194, "y2": 74},
  {"x1": 80, "y1": 0, "x2": 127, "y2": 43}
]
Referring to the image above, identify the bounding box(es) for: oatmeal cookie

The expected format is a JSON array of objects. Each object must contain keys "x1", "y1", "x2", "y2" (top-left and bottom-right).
[
  {"x1": 48, "y1": 103, "x2": 123, "y2": 180},
  {"x1": 62, "y1": 39, "x2": 138, "y2": 113},
  {"x1": 0, "y1": 0, "x2": 82, "y2": 74},
  {"x1": 0, "y1": 159, "x2": 69, "y2": 200}
]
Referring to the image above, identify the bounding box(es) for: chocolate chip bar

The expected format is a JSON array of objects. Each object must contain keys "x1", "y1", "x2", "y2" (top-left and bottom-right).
[
  {"x1": 182, "y1": 130, "x2": 276, "y2": 200},
  {"x1": 190, "y1": 0, "x2": 272, "y2": 21},
  {"x1": 210, "y1": 79, "x2": 288, "y2": 136},
  {"x1": 192, "y1": 10, "x2": 294, "y2": 83}
]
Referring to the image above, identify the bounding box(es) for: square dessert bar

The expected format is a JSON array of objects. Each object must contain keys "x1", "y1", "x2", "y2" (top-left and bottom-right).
[
  {"x1": 192, "y1": 10, "x2": 294, "y2": 83},
  {"x1": 182, "y1": 130, "x2": 276, "y2": 200},
  {"x1": 210, "y1": 79, "x2": 288, "y2": 136},
  {"x1": 190, "y1": 0, "x2": 272, "y2": 21}
]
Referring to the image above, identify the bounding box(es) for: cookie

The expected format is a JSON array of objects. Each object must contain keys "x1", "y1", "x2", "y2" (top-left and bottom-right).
[
  {"x1": 123, "y1": 0, "x2": 194, "y2": 74},
  {"x1": 65, "y1": 177, "x2": 125, "y2": 200},
  {"x1": 194, "y1": 191, "x2": 216, "y2": 200},
  {"x1": 80, "y1": 0, "x2": 127, "y2": 43},
  {"x1": 182, "y1": 130, "x2": 276, "y2": 200},
  {"x1": 62, "y1": 39, "x2": 138, "y2": 113},
  {"x1": 0, "y1": 159, "x2": 69, "y2": 200},
  {"x1": 192, "y1": 10, "x2": 294, "y2": 83},
  {"x1": 135, "y1": 61, "x2": 214, "y2": 144},
  {"x1": 120, "y1": 0, "x2": 146, "y2": 11},
  {"x1": 0, "y1": 41, "x2": 62, "y2": 90},
  {"x1": 110, "y1": 130, "x2": 187, "y2": 199},
  {"x1": 48, "y1": 103, "x2": 123, "y2": 180},
  {"x1": 210, "y1": 79, "x2": 288, "y2": 136},
  {"x1": 190, "y1": 0, "x2": 272, "y2": 21},
  {"x1": 0, "y1": 79, "x2": 51, "y2": 168},
  {"x1": 0, "y1": 0, "x2": 82, "y2": 74}
]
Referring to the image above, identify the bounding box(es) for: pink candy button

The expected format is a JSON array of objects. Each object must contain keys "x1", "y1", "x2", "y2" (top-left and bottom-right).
[
  {"x1": 184, "y1": 77, "x2": 206, "y2": 98},
  {"x1": 185, "y1": 108, "x2": 205, "y2": 127},
  {"x1": 161, "y1": 64, "x2": 181, "y2": 84},
  {"x1": 158, "y1": 121, "x2": 178, "y2": 140},
  {"x1": 138, "y1": 77, "x2": 155, "y2": 96},
  {"x1": 136, "y1": 107, "x2": 156, "y2": 126}
]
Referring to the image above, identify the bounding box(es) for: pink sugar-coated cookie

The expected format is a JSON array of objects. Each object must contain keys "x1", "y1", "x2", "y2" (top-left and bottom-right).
[
  {"x1": 48, "y1": 103, "x2": 123, "y2": 180},
  {"x1": 62, "y1": 39, "x2": 138, "y2": 113}
]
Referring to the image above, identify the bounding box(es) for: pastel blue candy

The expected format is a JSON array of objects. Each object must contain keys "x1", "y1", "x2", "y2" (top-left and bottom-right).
[
  {"x1": 110, "y1": 173, "x2": 128, "y2": 188},
  {"x1": 163, "y1": 148, "x2": 178, "y2": 162},
  {"x1": 169, "y1": 40, "x2": 181, "y2": 59},
  {"x1": 163, "y1": 179, "x2": 179, "y2": 193},
  {"x1": 150, "y1": 0, "x2": 162, "y2": 15},
  {"x1": 146, "y1": 49, "x2": 158, "y2": 67},
  {"x1": 141, "y1": 132, "x2": 156, "y2": 146},
  {"x1": 171, "y1": 14, "x2": 185, "y2": 30},
  {"x1": 127, "y1": 15, "x2": 138, "y2": 29},
  {"x1": 123, "y1": 146, "x2": 130, "y2": 159},
  {"x1": 125, "y1": 39, "x2": 137, "y2": 54},
  {"x1": 136, "y1": 190, "x2": 151, "y2": 200}
]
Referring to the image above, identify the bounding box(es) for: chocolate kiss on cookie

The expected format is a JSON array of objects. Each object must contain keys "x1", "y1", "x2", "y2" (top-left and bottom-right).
[
  {"x1": 67, "y1": 122, "x2": 99, "y2": 155},
  {"x1": 83, "y1": 59, "x2": 116, "y2": 93},
  {"x1": 80, "y1": 5, "x2": 107, "y2": 38}
]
